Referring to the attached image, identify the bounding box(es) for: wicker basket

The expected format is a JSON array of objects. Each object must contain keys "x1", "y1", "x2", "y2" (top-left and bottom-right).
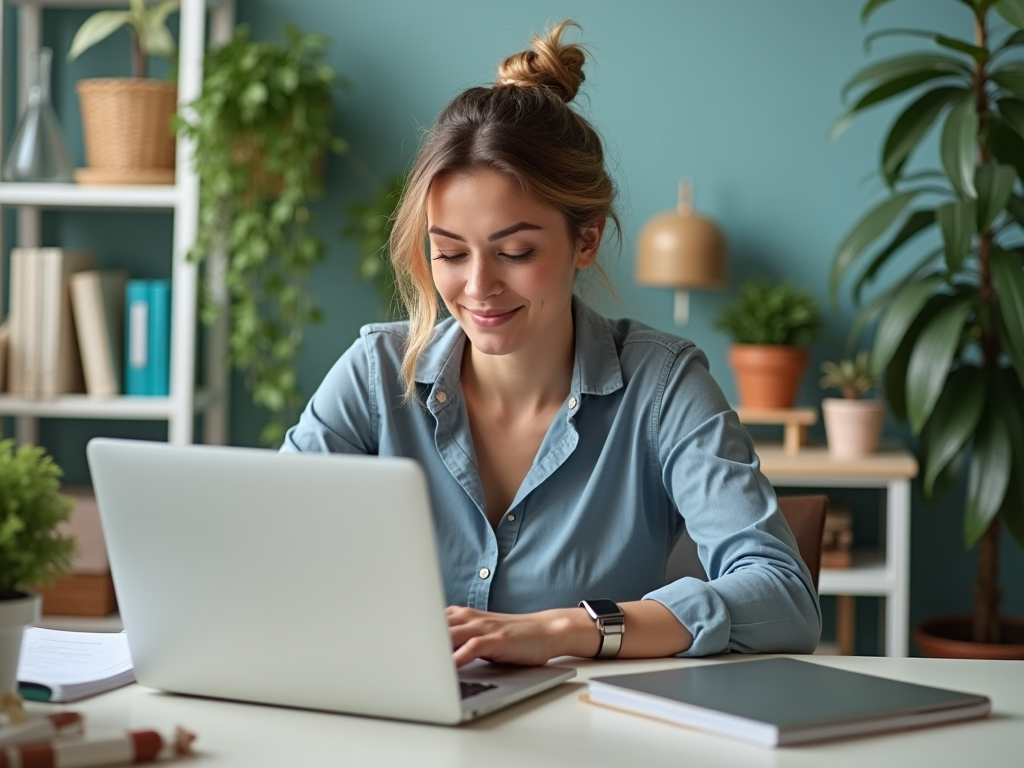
[{"x1": 76, "y1": 78, "x2": 177, "y2": 179}]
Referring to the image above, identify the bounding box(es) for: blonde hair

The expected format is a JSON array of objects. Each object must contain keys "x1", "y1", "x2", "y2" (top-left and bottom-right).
[{"x1": 390, "y1": 20, "x2": 620, "y2": 398}]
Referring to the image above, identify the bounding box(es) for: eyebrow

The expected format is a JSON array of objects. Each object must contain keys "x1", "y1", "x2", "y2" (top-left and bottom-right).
[{"x1": 427, "y1": 222, "x2": 543, "y2": 242}]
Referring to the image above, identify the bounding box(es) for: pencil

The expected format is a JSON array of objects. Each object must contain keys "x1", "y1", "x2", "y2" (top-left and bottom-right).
[
  {"x1": 0, "y1": 712, "x2": 84, "y2": 747},
  {"x1": 0, "y1": 726, "x2": 195, "y2": 767}
]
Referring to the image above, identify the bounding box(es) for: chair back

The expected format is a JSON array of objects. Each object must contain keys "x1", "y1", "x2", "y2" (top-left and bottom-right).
[{"x1": 664, "y1": 494, "x2": 828, "y2": 592}]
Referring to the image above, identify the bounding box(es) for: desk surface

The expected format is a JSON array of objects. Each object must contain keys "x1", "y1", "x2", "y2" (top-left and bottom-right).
[{"x1": 31, "y1": 655, "x2": 1023, "y2": 768}]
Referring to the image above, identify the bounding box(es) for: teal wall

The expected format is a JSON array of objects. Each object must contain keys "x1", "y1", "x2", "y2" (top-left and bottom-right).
[{"x1": 4, "y1": 0, "x2": 1022, "y2": 651}]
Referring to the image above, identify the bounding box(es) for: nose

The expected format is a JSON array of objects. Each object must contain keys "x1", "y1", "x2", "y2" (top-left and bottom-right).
[{"x1": 464, "y1": 253, "x2": 502, "y2": 301}]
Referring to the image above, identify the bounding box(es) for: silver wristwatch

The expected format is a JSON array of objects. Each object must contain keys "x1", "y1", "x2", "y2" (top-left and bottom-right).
[{"x1": 579, "y1": 599, "x2": 625, "y2": 659}]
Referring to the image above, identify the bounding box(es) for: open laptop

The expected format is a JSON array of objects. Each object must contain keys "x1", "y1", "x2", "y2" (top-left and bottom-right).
[{"x1": 85, "y1": 438, "x2": 575, "y2": 724}]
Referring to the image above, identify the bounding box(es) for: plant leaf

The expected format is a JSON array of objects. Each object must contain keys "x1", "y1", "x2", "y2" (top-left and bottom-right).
[
  {"x1": 882, "y1": 87, "x2": 967, "y2": 185},
  {"x1": 991, "y1": 61, "x2": 1024, "y2": 100},
  {"x1": 936, "y1": 200, "x2": 976, "y2": 273},
  {"x1": 862, "y1": 0, "x2": 897, "y2": 22},
  {"x1": 994, "y1": 370, "x2": 1024, "y2": 550},
  {"x1": 906, "y1": 296, "x2": 973, "y2": 433},
  {"x1": 975, "y1": 164, "x2": 1016, "y2": 231},
  {"x1": 67, "y1": 11, "x2": 132, "y2": 61},
  {"x1": 883, "y1": 293, "x2": 951, "y2": 421},
  {"x1": 832, "y1": 191, "x2": 919, "y2": 301},
  {"x1": 941, "y1": 95, "x2": 978, "y2": 198},
  {"x1": 936, "y1": 35, "x2": 990, "y2": 62},
  {"x1": 965, "y1": 401, "x2": 1012, "y2": 546},
  {"x1": 854, "y1": 210, "x2": 937, "y2": 301},
  {"x1": 842, "y1": 53, "x2": 972, "y2": 100},
  {"x1": 997, "y1": 0, "x2": 1024, "y2": 29},
  {"x1": 872, "y1": 275, "x2": 945, "y2": 374},
  {"x1": 991, "y1": 247, "x2": 1024, "y2": 382},
  {"x1": 987, "y1": 117, "x2": 1024, "y2": 185},
  {"x1": 921, "y1": 366, "x2": 986, "y2": 498},
  {"x1": 995, "y1": 29, "x2": 1024, "y2": 54},
  {"x1": 997, "y1": 98, "x2": 1024, "y2": 138}
]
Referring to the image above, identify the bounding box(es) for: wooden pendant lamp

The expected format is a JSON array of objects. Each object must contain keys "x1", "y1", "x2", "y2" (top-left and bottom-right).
[{"x1": 635, "y1": 180, "x2": 728, "y2": 324}]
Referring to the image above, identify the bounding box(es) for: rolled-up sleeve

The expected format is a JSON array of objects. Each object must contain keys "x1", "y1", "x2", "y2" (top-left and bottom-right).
[
  {"x1": 642, "y1": 349, "x2": 821, "y2": 656},
  {"x1": 281, "y1": 334, "x2": 379, "y2": 455}
]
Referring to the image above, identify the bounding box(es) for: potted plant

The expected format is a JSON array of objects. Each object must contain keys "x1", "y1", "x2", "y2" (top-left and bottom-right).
[
  {"x1": 67, "y1": 0, "x2": 180, "y2": 184},
  {"x1": 177, "y1": 25, "x2": 346, "y2": 447},
  {"x1": 820, "y1": 351, "x2": 885, "y2": 458},
  {"x1": 713, "y1": 277, "x2": 823, "y2": 408},
  {"x1": 833, "y1": 0, "x2": 1024, "y2": 657},
  {"x1": 342, "y1": 172, "x2": 406, "y2": 319},
  {"x1": 0, "y1": 440, "x2": 75, "y2": 697}
]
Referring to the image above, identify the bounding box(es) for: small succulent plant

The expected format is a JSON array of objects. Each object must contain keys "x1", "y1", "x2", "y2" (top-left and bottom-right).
[{"x1": 820, "y1": 351, "x2": 876, "y2": 399}]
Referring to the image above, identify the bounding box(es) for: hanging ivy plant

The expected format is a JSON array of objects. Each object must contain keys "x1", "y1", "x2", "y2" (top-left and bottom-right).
[
  {"x1": 177, "y1": 25, "x2": 347, "y2": 446},
  {"x1": 342, "y1": 172, "x2": 406, "y2": 319}
]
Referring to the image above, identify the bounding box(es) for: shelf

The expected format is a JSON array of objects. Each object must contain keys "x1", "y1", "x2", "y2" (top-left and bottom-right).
[
  {"x1": 755, "y1": 442, "x2": 919, "y2": 484},
  {"x1": 818, "y1": 550, "x2": 890, "y2": 596},
  {"x1": 0, "y1": 390, "x2": 216, "y2": 419},
  {"x1": 0, "y1": 182, "x2": 180, "y2": 210}
]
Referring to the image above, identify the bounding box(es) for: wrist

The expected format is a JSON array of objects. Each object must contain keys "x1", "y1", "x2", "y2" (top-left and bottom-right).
[{"x1": 542, "y1": 608, "x2": 602, "y2": 659}]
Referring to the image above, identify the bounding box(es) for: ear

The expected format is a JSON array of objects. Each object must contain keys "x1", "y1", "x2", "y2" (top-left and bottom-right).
[{"x1": 575, "y1": 219, "x2": 606, "y2": 269}]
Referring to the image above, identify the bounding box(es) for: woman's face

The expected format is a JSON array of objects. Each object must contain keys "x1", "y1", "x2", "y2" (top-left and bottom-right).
[{"x1": 426, "y1": 168, "x2": 601, "y2": 359}]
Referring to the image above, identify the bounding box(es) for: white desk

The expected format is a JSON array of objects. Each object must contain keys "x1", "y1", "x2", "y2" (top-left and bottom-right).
[{"x1": 30, "y1": 655, "x2": 1022, "y2": 767}]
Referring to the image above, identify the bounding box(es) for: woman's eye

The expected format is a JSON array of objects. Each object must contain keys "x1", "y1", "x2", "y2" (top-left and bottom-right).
[
  {"x1": 432, "y1": 252, "x2": 466, "y2": 262},
  {"x1": 501, "y1": 249, "x2": 534, "y2": 262}
]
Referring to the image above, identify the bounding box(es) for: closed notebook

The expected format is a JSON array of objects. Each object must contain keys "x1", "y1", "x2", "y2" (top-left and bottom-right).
[
  {"x1": 8, "y1": 248, "x2": 40, "y2": 396},
  {"x1": 148, "y1": 280, "x2": 171, "y2": 396},
  {"x1": 586, "y1": 657, "x2": 991, "y2": 747},
  {"x1": 38, "y1": 249, "x2": 96, "y2": 399},
  {"x1": 70, "y1": 270, "x2": 129, "y2": 397},
  {"x1": 124, "y1": 280, "x2": 151, "y2": 395}
]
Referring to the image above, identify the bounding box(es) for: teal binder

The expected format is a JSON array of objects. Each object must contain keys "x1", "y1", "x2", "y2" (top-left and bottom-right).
[
  {"x1": 124, "y1": 280, "x2": 151, "y2": 395},
  {"x1": 148, "y1": 280, "x2": 171, "y2": 396}
]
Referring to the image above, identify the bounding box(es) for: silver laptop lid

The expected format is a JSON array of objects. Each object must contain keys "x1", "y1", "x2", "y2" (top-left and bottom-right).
[{"x1": 87, "y1": 438, "x2": 464, "y2": 724}]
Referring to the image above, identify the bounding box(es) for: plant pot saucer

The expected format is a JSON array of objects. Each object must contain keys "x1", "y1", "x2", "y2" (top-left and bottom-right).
[
  {"x1": 914, "y1": 615, "x2": 1024, "y2": 659},
  {"x1": 74, "y1": 167, "x2": 175, "y2": 185}
]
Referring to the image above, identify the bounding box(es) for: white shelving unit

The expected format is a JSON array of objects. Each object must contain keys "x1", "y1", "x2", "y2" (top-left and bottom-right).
[
  {"x1": 0, "y1": 0, "x2": 235, "y2": 446},
  {"x1": 755, "y1": 443, "x2": 919, "y2": 657}
]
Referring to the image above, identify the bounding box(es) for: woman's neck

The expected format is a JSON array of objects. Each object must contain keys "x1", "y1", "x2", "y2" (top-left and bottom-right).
[{"x1": 461, "y1": 309, "x2": 576, "y2": 417}]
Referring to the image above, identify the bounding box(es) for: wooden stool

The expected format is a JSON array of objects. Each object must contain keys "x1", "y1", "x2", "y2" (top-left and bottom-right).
[{"x1": 735, "y1": 407, "x2": 817, "y2": 454}]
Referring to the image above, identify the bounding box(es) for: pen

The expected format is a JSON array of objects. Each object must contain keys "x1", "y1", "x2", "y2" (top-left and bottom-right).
[
  {"x1": 0, "y1": 726, "x2": 195, "y2": 767},
  {"x1": 0, "y1": 713, "x2": 84, "y2": 747}
]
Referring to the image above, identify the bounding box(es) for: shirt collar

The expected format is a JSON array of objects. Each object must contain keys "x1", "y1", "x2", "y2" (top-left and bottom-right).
[{"x1": 413, "y1": 296, "x2": 624, "y2": 397}]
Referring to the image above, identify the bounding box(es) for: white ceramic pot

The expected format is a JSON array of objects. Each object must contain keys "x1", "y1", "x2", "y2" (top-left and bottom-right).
[
  {"x1": 822, "y1": 398, "x2": 886, "y2": 458},
  {"x1": 0, "y1": 592, "x2": 41, "y2": 696}
]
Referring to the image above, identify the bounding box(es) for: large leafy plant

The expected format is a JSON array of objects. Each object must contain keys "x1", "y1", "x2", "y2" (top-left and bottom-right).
[
  {"x1": 833, "y1": 0, "x2": 1024, "y2": 644},
  {"x1": 713, "y1": 278, "x2": 823, "y2": 346},
  {"x1": 178, "y1": 25, "x2": 346, "y2": 446},
  {"x1": 0, "y1": 440, "x2": 75, "y2": 599},
  {"x1": 67, "y1": 0, "x2": 178, "y2": 78}
]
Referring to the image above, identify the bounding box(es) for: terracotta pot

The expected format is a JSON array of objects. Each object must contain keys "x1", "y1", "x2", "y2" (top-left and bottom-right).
[
  {"x1": 728, "y1": 344, "x2": 808, "y2": 409},
  {"x1": 0, "y1": 592, "x2": 41, "y2": 695},
  {"x1": 822, "y1": 398, "x2": 885, "y2": 458},
  {"x1": 913, "y1": 615, "x2": 1024, "y2": 660}
]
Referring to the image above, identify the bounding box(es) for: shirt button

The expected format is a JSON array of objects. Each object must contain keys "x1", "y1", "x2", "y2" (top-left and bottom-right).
[
  {"x1": 568, "y1": 396, "x2": 578, "y2": 410},
  {"x1": 479, "y1": 567, "x2": 491, "y2": 579},
  {"x1": 507, "y1": 514, "x2": 515, "y2": 522},
  {"x1": 436, "y1": 391, "x2": 447, "y2": 404}
]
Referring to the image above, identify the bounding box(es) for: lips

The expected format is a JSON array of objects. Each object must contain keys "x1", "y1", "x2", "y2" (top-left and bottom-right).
[{"x1": 464, "y1": 306, "x2": 522, "y2": 327}]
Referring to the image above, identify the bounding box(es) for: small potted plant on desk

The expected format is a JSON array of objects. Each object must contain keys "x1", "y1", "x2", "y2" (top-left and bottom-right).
[
  {"x1": 0, "y1": 440, "x2": 75, "y2": 699},
  {"x1": 820, "y1": 351, "x2": 885, "y2": 458},
  {"x1": 713, "y1": 277, "x2": 823, "y2": 408}
]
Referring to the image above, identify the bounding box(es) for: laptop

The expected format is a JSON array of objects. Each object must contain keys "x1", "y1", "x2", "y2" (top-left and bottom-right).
[{"x1": 86, "y1": 438, "x2": 575, "y2": 724}]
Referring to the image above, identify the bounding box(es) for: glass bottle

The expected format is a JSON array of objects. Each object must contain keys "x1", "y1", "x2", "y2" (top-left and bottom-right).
[{"x1": 2, "y1": 47, "x2": 75, "y2": 183}]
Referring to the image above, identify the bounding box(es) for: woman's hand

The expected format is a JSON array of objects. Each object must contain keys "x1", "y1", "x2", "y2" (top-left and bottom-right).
[
  {"x1": 446, "y1": 606, "x2": 598, "y2": 667},
  {"x1": 447, "y1": 601, "x2": 694, "y2": 667}
]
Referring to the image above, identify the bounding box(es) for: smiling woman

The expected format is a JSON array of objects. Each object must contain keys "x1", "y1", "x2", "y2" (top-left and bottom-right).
[{"x1": 281, "y1": 20, "x2": 821, "y2": 667}]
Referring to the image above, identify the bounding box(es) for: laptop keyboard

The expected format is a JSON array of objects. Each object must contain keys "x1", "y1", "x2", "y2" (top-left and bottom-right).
[{"x1": 460, "y1": 681, "x2": 498, "y2": 699}]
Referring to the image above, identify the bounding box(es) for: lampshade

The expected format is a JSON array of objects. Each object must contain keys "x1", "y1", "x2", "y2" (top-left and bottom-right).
[{"x1": 635, "y1": 180, "x2": 728, "y2": 323}]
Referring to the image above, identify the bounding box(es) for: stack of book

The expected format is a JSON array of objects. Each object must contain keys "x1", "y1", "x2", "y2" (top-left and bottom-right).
[{"x1": 6, "y1": 247, "x2": 171, "y2": 398}]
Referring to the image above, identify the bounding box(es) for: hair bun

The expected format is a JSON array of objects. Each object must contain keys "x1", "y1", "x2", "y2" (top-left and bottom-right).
[{"x1": 497, "y1": 20, "x2": 586, "y2": 103}]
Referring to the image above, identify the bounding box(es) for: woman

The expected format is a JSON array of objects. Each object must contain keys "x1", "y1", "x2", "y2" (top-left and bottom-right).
[{"x1": 282, "y1": 21, "x2": 821, "y2": 665}]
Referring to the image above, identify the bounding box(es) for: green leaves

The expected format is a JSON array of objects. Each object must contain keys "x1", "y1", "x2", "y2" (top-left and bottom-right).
[
  {"x1": 872, "y1": 276, "x2": 944, "y2": 374},
  {"x1": 832, "y1": 191, "x2": 919, "y2": 300},
  {"x1": 921, "y1": 366, "x2": 986, "y2": 498},
  {"x1": 991, "y1": 248, "x2": 1024, "y2": 384},
  {"x1": 906, "y1": 295, "x2": 973, "y2": 433},
  {"x1": 975, "y1": 164, "x2": 1016, "y2": 230},
  {"x1": 67, "y1": 11, "x2": 132, "y2": 61},
  {"x1": 67, "y1": 0, "x2": 179, "y2": 63},
  {"x1": 941, "y1": 95, "x2": 978, "y2": 198},
  {"x1": 996, "y1": 0, "x2": 1024, "y2": 28},
  {"x1": 936, "y1": 201, "x2": 975, "y2": 272},
  {"x1": 713, "y1": 279, "x2": 823, "y2": 346},
  {"x1": 965, "y1": 400, "x2": 1012, "y2": 546},
  {"x1": 882, "y1": 87, "x2": 967, "y2": 185}
]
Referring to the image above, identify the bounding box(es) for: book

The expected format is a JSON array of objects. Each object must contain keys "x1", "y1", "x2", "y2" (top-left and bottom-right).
[
  {"x1": 124, "y1": 280, "x2": 151, "y2": 395},
  {"x1": 0, "y1": 320, "x2": 9, "y2": 393},
  {"x1": 8, "y1": 248, "x2": 40, "y2": 396},
  {"x1": 17, "y1": 628, "x2": 134, "y2": 703},
  {"x1": 69, "y1": 270, "x2": 129, "y2": 397},
  {"x1": 36, "y1": 486, "x2": 117, "y2": 617},
  {"x1": 38, "y1": 249, "x2": 96, "y2": 399},
  {"x1": 585, "y1": 657, "x2": 991, "y2": 747},
  {"x1": 148, "y1": 280, "x2": 171, "y2": 396}
]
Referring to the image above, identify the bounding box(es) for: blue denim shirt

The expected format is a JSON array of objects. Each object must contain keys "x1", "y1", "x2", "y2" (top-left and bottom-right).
[{"x1": 282, "y1": 299, "x2": 821, "y2": 656}]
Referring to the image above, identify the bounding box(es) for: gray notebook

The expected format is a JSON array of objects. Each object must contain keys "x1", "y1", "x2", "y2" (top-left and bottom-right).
[{"x1": 587, "y1": 657, "x2": 990, "y2": 747}]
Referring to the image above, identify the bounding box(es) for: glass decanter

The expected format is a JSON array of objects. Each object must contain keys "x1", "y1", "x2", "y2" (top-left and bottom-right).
[{"x1": 2, "y1": 47, "x2": 75, "y2": 183}]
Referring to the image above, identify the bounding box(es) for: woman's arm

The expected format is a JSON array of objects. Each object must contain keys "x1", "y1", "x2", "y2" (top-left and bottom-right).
[{"x1": 447, "y1": 600, "x2": 692, "y2": 667}]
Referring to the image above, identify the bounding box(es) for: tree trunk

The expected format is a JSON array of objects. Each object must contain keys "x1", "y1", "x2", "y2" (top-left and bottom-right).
[{"x1": 973, "y1": 518, "x2": 1002, "y2": 643}]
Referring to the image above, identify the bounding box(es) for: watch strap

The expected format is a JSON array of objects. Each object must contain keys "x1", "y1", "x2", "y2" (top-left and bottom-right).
[{"x1": 579, "y1": 599, "x2": 625, "y2": 659}]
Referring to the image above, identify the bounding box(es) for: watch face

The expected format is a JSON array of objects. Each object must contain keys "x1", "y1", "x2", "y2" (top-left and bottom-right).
[{"x1": 582, "y1": 599, "x2": 621, "y2": 618}]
